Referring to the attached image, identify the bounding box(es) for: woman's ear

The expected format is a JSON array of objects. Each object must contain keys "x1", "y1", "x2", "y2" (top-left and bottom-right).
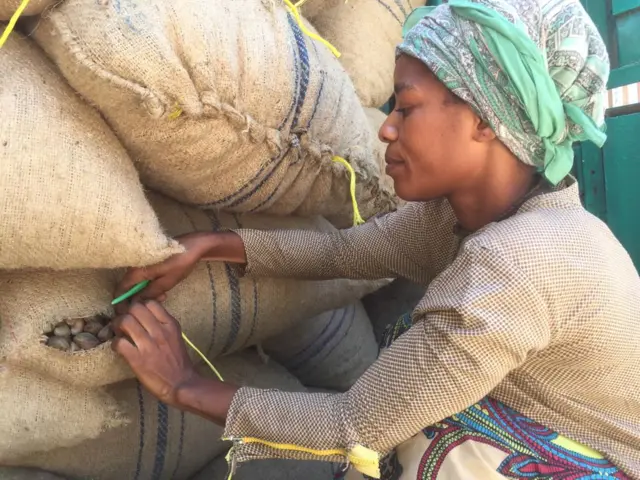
[{"x1": 473, "y1": 118, "x2": 497, "y2": 143}]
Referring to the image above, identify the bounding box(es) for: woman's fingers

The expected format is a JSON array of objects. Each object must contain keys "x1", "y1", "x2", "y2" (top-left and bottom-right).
[
  {"x1": 111, "y1": 336, "x2": 140, "y2": 364},
  {"x1": 114, "y1": 267, "x2": 151, "y2": 299},
  {"x1": 128, "y1": 302, "x2": 166, "y2": 340},
  {"x1": 113, "y1": 275, "x2": 172, "y2": 314},
  {"x1": 111, "y1": 313, "x2": 151, "y2": 347},
  {"x1": 145, "y1": 300, "x2": 178, "y2": 327},
  {"x1": 110, "y1": 301, "x2": 196, "y2": 407}
]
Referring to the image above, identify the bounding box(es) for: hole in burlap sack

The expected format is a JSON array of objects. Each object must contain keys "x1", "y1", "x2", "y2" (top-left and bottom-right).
[{"x1": 43, "y1": 314, "x2": 114, "y2": 353}]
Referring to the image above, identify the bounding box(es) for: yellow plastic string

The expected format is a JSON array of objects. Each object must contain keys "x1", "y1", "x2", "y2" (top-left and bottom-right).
[
  {"x1": 225, "y1": 446, "x2": 235, "y2": 480},
  {"x1": 0, "y1": 0, "x2": 31, "y2": 49},
  {"x1": 238, "y1": 438, "x2": 380, "y2": 477},
  {"x1": 168, "y1": 103, "x2": 183, "y2": 120},
  {"x1": 332, "y1": 156, "x2": 365, "y2": 226},
  {"x1": 282, "y1": 0, "x2": 341, "y2": 57},
  {"x1": 181, "y1": 332, "x2": 224, "y2": 381}
]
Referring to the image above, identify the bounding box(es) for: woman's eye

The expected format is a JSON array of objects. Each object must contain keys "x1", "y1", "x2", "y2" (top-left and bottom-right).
[{"x1": 394, "y1": 106, "x2": 412, "y2": 117}]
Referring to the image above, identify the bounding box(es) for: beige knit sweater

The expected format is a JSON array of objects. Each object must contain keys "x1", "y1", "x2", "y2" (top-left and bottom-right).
[{"x1": 224, "y1": 178, "x2": 640, "y2": 478}]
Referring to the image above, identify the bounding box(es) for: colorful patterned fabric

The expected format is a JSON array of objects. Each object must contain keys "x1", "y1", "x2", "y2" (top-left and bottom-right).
[
  {"x1": 346, "y1": 314, "x2": 630, "y2": 480},
  {"x1": 397, "y1": 0, "x2": 610, "y2": 185}
]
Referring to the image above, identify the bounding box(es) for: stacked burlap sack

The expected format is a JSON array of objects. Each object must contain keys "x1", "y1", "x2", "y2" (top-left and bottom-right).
[
  {"x1": 4, "y1": 351, "x2": 338, "y2": 479},
  {"x1": 301, "y1": 0, "x2": 416, "y2": 107},
  {"x1": 0, "y1": 0, "x2": 399, "y2": 474},
  {"x1": 25, "y1": 0, "x2": 398, "y2": 228}
]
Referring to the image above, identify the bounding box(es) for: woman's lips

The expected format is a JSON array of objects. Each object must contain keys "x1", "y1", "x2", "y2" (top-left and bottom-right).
[{"x1": 385, "y1": 157, "x2": 404, "y2": 176}]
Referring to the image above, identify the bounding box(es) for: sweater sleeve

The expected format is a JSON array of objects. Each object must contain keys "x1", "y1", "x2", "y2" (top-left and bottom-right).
[
  {"x1": 234, "y1": 200, "x2": 459, "y2": 284},
  {"x1": 222, "y1": 244, "x2": 552, "y2": 477}
]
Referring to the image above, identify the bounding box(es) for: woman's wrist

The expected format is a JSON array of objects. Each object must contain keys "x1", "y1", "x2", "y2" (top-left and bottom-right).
[
  {"x1": 174, "y1": 374, "x2": 239, "y2": 426},
  {"x1": 195, "y1": 231, "x2": 247, "y2": 264}
]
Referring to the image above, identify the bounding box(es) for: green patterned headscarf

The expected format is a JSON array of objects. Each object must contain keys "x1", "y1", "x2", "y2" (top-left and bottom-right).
[{"x1": 398, "y1": 0, "x2": 609, "y2": 185}]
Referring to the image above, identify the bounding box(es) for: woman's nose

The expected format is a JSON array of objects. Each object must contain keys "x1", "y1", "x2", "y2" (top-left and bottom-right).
[{"x1": 378, "y1": 116, "x2": 399, "y2": 144}]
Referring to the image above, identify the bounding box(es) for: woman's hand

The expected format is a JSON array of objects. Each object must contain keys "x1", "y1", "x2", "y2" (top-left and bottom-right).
[
  {"x1": 114, "y1": 231, "x2": 247, "y2": 313},
  {"x1": 111, "y1": 300, "x2": 197, "y2": 407},
  {"x1": 112, "y1": 301, "x2": 238, "y2": 425}
]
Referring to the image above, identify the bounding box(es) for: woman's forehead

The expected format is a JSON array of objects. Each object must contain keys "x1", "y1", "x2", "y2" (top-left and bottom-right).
[{"x1": 394, "y1": 56, "x2": 444, "y2": 94}]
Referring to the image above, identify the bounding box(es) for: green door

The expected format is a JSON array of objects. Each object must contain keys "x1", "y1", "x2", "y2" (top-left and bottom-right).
[{"x1": 577, "y1": 0, "x2": 640, "y2": 270}]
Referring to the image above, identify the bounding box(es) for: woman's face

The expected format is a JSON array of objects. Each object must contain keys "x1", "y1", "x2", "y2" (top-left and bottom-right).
[{"x1": 379, "y1": 55, "x2": 492, "y2": 201}]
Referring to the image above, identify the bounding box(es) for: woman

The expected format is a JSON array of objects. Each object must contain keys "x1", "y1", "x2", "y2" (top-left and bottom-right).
[{"x1": 111, "y1": 0, "x2": 640, "y2": 478}]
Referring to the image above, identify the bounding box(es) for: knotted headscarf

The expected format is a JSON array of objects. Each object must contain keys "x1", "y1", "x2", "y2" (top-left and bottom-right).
[{"x1": 398, "y1": 0, "x2": 609, "y2": 185}]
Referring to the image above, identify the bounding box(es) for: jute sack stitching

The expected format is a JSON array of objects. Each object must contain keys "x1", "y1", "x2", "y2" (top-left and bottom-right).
[
  {"x1": 263, "y1": 302, "x2": 378, "y2": 391},
  {"x1": 310, "y1": 0, "x2": 414, "y2": 107},
  {"x1": 0, "y1": 364, "x2": 123, "y2": 462},
  {"x1": 8, "y1": 350, "x2": 306, "y2": 480},
  {"x1": 0, "y1": 32, "x2": 182, "y2": 270},
  {"x1": 0, "y1": 194, "x2": 386, "y2": 388},
  {"x1": 30, "y1": 0, "x2": 398, "y2": 228}
]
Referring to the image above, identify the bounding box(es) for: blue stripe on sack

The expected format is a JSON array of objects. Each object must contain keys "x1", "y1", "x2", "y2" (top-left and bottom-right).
[
  {"x1": 314, "y1": 305, "x2": 356, "y2": 363},
  {"x1": 190, "y1": 12, "x2": 305, "y2": 212},
  {"x1": 220, "y1": 146, "x2": 292, "y2": 212},
  {"x1": 244, "y1": 148, "x2": 296, "y2": 213},
  {"x1": 181, "y1": 206, "x2": 219, "y2": 357},
  {"x1": 306, "y1": 43, "x2": 326, "y2": 129},
  {"x1": 170, "y1": 412, "x2": 185, "y2": 480},
  {"x1": 284, "y1": 309, "x2": 339, "y2": 370},
  {"x1": 287, "y1": 13, "x2": 310, "y2": 130},
  {"x1": 197, "y1": 146, "x2": 289, "y2": 210},
  {"x1": 232, "y1": 215, "x2": 259, "y2": 344},
  {"x1": 134, "y1": 381, "x2": 146, "y2": 480},
  {"x1": 204, "y1": 260, "x2": 219, "y2": 357},
  {"x1": 207, "y1": 211, "x2": 242, "y2": 354},
  {"x1": 392, "y1": 0, "x2": 410, "y2": 20},
  {"x1": 287, "y1": 306, "x2": 350, "y2": 371},
  {"x1": 233, "y1": 14, "x2": 312, "y2": 214},
  {"x1": 375, "y1": 0, "x2": 402, "y2": 25},
  {"x1": 221, "y1": 265, "x2": 242, "y2": 354},
  {"x1": 151, "y1": 401, "x2": 169, "y2": 480},
  {"x1": 280, "y1": 13, "x2": 302, "y2": 131}
]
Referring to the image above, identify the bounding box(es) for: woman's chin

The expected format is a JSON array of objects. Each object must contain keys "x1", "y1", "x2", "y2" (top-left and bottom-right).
[
  {"x1": 391, "y1": 180, "x2": 414, "y2": 201},
  {"x1": 392, "y1": 180, "x2": 438, "y2": 203}
]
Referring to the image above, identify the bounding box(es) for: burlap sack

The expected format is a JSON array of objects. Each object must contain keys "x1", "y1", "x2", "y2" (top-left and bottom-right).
[
  {"x1": 30, "y1": 0, "x2": 398, "y2": 228},
  {"x1": 263, "y1": 302, "x2": 377, "y2": 391},
  {"x1": 0, "y1": 467, "x2": 67, "y2": 480},
  {"x1": 299, "y1": 0, "x2": 346, "y2": 20},
  {"x1": 0, "y1": 0, "x2": 51, "y2": 20},
  {"x1": 311, "y1": 0, "x2": 414, "y2": 107},
  {"x1": 0, "y1": 195, "x2": 385, "y2": 389},
  {"x1": 0, "y1": 364, "x2": 122, "y2": 462},
  {"x1": 9, "y1": 350, "x2": 306, "y2": 480},
  {"x1": 0, "y1": 32, "x2": 181, "y2": 270}
]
